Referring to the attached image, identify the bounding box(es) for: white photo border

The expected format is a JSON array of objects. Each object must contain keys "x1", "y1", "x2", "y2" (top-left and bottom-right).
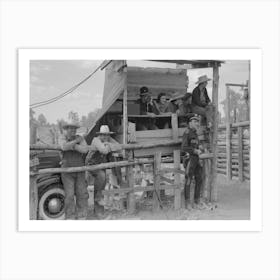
[{"x1": 19, "y1": 48, "x2": 262, "y2": 232}]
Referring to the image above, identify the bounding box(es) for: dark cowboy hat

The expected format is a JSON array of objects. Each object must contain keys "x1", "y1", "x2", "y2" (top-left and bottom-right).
[
  {"x1": 139, "y1": 86, "x2": 149, "y2": 96},
  {"x1": 186, "y1": 113, "x2": 200, "y2": 123}
]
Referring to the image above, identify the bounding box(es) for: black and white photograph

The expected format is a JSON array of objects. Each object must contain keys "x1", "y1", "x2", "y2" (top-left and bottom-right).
[
  {"x1": 28, "y1": 58, "x2": 251, "y2": 222},
  {"x1": 1, "y1": 1, "x2": 280, "y2": 280}
]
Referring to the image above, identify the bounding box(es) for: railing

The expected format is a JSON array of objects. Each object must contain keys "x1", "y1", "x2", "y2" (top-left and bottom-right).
[
  {"x1": 217, "y1": 121, "x2": 250, "y2": 181},
  {"x1": 30, "y1": 140, "x2": 213, "y2": 219}
]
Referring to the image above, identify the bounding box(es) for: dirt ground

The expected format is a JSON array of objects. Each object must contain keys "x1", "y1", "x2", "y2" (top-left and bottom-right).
[{"x1": 88, "y1": 175, "x2": 250, "y2": 220}]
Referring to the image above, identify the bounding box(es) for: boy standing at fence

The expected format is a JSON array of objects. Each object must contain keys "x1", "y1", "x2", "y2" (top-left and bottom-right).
[
  {"x1": 181, "y1": 114, "x2": 204, "y2": 210},
  {"x1": 59, "y1": 120, "x2": 89, "y2": 220}
]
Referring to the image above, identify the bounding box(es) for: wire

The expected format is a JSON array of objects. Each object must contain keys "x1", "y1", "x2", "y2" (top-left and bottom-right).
[{"x1": 30, "y1": 60, "x2": 112, "y2": 109}]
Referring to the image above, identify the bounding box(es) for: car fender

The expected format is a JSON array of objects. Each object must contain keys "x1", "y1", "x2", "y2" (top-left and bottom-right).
[{"x1": 37, "y1": 175, "x2": 61, "y2": 190}]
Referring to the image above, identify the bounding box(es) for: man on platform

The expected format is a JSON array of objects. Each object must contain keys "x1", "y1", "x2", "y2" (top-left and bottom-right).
[
  {"x1": 181, "y1": 114, "x2": 204, "y2": 210},
  {"x1": 86, "y1": 125, "x2": 121, "y2": 217},
  {"x1": 137, "y1": 86, "x2": 158, "y2": 130},
  {"x1": 59, "y1": 120, "x2": 89, "y2": 220},
  {"x1": 191, "y1": 75, "x2": 214, "y2": 129}
]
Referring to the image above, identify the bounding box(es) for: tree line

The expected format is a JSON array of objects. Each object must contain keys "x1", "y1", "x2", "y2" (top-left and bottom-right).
[{"x1": 30, "y1": 108, "x2": 100, "y2": 132}]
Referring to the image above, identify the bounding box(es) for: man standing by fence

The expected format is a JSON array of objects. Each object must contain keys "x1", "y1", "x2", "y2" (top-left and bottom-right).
[
  {"x1": 181, "y1": 114, "x2": 204, "y2": 210},
  {"x1": 86, "y1": 125, "x2": 121, "y2": 217},
  {"x1": 59, "y1": 120, "x2": 89, "y2": 220}
]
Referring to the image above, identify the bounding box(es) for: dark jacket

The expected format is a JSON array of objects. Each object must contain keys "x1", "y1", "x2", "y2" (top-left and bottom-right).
[
  {"x1": 138, "y1": 99, "x2": 158, "y2": 115},
  {"x1": 181, "y1": 128, "x2": 199, "y2": 156},
  {"x1": 192, "y1": 86, "x2": 210, "y2": 108}
]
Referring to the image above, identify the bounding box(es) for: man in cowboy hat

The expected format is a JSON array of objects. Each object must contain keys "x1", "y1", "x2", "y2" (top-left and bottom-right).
[
  {"x1": 181, "y1": 113, "x2": 204, "y2": 210},
  {"x1": 137, "y1": 86, "x2": 158, "y2": 130},
  {"x1": 169, "y1": 92, "x2": 193, "y2": 127},
  {"x1": 86, "y1": 125, "x2": 121, "y2": 216},
  {"x1": 59, "y1": 120, "x2": 89, "y2": 219},
  {"x1": 191, "y1": 75, "x2": 214, "y2": 128}
]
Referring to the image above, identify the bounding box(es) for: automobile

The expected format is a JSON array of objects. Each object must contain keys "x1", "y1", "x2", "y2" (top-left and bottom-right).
[{"x1": 35, "y1": 150, "x2": 65, "y2": 220}]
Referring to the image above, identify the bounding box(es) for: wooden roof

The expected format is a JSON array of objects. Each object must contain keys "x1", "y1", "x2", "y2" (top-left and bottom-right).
[{"x1": 148, "y1": 60, "x2": 223, "y2": 68}]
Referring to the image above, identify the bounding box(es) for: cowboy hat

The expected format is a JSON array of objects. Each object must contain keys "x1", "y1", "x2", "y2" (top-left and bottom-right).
[
  {"x1": 195, "y1": 75, "x2": 211, "y2": 85},
  {"x1": 96, "y1": 125, "x2": 115, "y2": 135},
  {"x1": 187, "y1": 113, "x2": 200, "y2": 123},
  {"x1": 170, "y1": 92, "x2": 192, "y2": 102},
  {"x1": 139, "y1": 86, "x2": 150, "y2": 96},
  {"x1": 170, "y1": 92, "x2": 186, "y2": 102},
  {"x1": 62, "y1": 121, "x2": 80, "y2": 129}
]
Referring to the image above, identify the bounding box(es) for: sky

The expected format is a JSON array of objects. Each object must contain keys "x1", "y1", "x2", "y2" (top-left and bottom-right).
[{"x1": 30, "y1": 60, "x2": 249, "y2": 124}]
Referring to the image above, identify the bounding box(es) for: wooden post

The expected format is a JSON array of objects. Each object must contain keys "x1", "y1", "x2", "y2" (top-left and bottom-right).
[
  {"x1": 153, "y1": 152, "x2": 162, "y2": 211},
  {"x1": 127, "y1": 150, "x2": 136, "y2": 214},
  {"x1": 210, "y1": 63, "x2": 219, "y2": 202},
  {"x1": 173, "y1": 150, "x2": 181, "y2": 210},
  {"x1": 123, "y1": 65, "x2": 128, "y2": 145},
  {"x1": 171, "y1": 113, "x2": 179, "y2": 140},
  {"x1": 226, "y1": 85, "x2": 232, "y2": 180},
  {"x1": 247, "y1": 61, "x2": 251, "y2": 121},
  {"x1": 238, "y1": 126, "x2": 244, "y2": 181},
  {"x1": 30, "y1": 175, "x2": 38, "y2": 219},
  {"x1": 30, "y1": 120, "x2": 37, "y2": 145}
]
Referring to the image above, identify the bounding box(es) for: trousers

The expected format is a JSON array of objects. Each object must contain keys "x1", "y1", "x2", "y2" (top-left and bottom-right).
[
  {"x1": 184, "y1": 155, "x2": 203, "y2": 203},
  {"x1": 191, "y1": 104, "x2": 213, "y2": 125},
  {"x1": 61, "y1": 172, "x2": 89, "y2": 219},
  {"x1": 89, "y1": 170, "x2": 106, "y2": 203}
]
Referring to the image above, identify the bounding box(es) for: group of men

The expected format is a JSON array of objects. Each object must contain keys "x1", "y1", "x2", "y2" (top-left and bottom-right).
[
  {"x1": 59, "y1": 123, "x2": 120, "y2": 219},
  {"x1": 58, "y1": 74, "x2": 213, "y2": 219},
  {"x1": 138, "y1": 74, "x2": 213, "y2": 130}
]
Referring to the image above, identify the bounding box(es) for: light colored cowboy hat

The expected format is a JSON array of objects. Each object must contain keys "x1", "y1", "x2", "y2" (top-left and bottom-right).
[
  {"x1": 62, "y1": 121, "x2": 80, "y2": 129},
  {"x1": 170, "y1": 92, "x2": 186, "y2": 102},
  {"x1": 195, "y1": 75, "x2": 211, "y2": 84},
  {"x1": 96, "y1": 125, "x2": 115, "y2": 135},
  {"x1": 170, "y1": 92, "x2": 192, "y2": 102}
]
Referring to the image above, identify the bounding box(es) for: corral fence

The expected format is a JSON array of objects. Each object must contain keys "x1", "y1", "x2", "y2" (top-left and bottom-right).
[
  {"x1": 30, "y1": 141, "x2": 214, "y2": 220},
  {"x1": 217, "y1": 121, "x2": 250, "y2": 181}
]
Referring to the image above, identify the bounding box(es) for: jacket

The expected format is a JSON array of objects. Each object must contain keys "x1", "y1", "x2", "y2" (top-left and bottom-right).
[{"x1": 191, "y1": 86, "x2": 210, "y2": 108}]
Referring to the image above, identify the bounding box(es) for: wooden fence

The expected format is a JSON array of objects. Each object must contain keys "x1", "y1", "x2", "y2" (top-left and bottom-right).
[
  {"x1": 30, "y1": 140, "x2": 214, "y2": 219},
  {"x1": 217, "y1": 121, "x2": 250, "y2": 181}
]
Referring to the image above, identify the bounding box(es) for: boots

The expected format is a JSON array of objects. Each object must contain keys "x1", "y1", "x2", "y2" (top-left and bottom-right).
[
  {"x1": 185, "y1": 199, "x2": 193, "y2": 211},
  {"x1": 94, "y1": 202, "x2": 105, "y2": 218}
]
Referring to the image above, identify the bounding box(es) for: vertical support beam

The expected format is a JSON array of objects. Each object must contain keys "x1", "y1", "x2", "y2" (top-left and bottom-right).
[
  {"x1": 210, "y1": 63, "x2": 219, "y2": 202},
  {"x1": 226, "y1": 85, "x2": 232, "y2": 180},
  {"x1": 127, "y1": 150, "x2": 135, "y2": 214},
  {"x1": 238, "y1": 126, "x2": 244, "y2": 181},
  {"x1": 30, "y1": 121, "x2": 37, "y2": 145},
  {"x1": 248, "y1": 60, "x2": 251, "y2": 121},
  {"x1": 30, "y1": 175, "x2": 38, "y2": 220},
  {"x1": 123, "y1": 65, "x2": 128, "y2": 145},
  {"x1": 153, "y1": 152, "x2": 162, "y2": 211},
  {"x1": 173, "y1": 150, "x2": 181, "y2": 210},
  {"x1": 171, "y1": 113, "x2": 179, "y2": 140}
]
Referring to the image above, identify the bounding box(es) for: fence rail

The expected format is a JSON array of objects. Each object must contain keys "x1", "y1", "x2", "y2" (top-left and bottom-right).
[{"x1": 30, "y1": 139, "x2": 214, "y2": 219}]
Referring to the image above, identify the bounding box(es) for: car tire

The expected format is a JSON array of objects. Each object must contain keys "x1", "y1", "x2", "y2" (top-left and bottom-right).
[{"x1": 38, "y1": 184, "x2": 65, "y2": 220}]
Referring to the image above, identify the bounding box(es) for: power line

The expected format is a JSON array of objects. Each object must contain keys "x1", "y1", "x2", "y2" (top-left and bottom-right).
[{"x1": 30, "y1": 60, "x2": 112, "y2": 109}]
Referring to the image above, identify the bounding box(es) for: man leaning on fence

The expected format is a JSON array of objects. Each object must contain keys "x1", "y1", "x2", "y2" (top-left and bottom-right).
[
  {"x1": 58, "y1": 120, "x2": 89, "y2": 220},
  {"x1": 181, "y1": 114, "x2": 205, "y2": 210},
  {"x1": 86, "y1": 125, "x2": 121, "y2": 217}
]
